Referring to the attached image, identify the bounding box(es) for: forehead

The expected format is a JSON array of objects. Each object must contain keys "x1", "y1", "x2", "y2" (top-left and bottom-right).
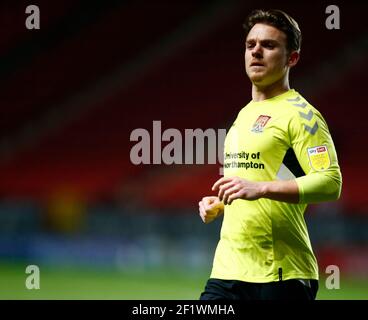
[{"x1": 246, "y1": 23, "x2": 286, "y2": 43}]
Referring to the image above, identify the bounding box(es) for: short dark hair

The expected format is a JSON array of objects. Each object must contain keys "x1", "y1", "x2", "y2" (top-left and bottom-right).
[{"x1": 243, "y1": 9, "x2": 302, "y2": 52}]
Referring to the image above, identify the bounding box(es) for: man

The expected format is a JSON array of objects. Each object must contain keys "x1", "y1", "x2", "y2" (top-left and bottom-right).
[{"x1": 198, "y1": 9, "x2": 342, "y2": 300}]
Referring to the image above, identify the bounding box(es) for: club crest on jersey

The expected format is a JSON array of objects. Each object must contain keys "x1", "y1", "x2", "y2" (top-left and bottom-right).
[
  {"x1": 251, "y1": 115, "x2": 271, "y2": 133},
  {"x1": 307, "y1": 145, "x2": 331, "y2": 171}
]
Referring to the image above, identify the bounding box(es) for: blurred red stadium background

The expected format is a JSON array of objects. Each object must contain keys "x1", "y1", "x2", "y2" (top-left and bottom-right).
[{"x1": 0, "y1": 0, "x2": 367, "y2": 298}]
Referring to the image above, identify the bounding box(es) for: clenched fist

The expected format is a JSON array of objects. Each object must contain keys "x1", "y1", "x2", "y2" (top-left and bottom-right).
[{"x1": 198, "y1": 196, "x2": 224, "y2": 224}]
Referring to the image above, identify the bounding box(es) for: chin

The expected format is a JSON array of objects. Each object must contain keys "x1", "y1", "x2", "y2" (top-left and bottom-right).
[
  {"x1": 249, "y1": 74, "x2": 265, "y2": 84},
  {"x1": 247, "y1": 69, "x2": 264, "y2": 78}
]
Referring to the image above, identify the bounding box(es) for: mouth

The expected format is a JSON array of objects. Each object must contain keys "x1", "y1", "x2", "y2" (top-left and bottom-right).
[{"x1": 250, "y1": 62, "x2": 264, "y2": 67}]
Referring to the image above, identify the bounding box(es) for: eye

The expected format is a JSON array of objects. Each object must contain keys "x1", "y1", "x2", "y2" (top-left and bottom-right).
[{"x1": 264, "y1": 42, "x2": 275, "y2": 49}]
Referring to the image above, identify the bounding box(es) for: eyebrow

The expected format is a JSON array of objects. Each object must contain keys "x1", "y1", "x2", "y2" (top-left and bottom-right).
[{"x1": 245, "y1": 39, "x2": 280, "y2": 45}]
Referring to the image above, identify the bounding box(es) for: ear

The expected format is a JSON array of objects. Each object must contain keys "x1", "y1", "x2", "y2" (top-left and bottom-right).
[{"x1": 288, "y1": 51, "x2": 300, "y2": 67}]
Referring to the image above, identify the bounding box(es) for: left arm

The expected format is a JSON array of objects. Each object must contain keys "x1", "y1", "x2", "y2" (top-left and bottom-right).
[
  {"x1": 213, "y1": 177, "x2": 299, "y2": 205},
  {"x1": 212, "y1": 171, "x2": 342, "y2": 205},
  {"x1": 214, "y1": 107, "x2": 342, "y2": 206}
]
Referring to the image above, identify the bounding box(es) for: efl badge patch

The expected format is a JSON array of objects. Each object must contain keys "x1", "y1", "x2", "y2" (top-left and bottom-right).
[
  {"x1": 307, "y1": 145, "x2": 331, "y2": 171},
  {"x1": 251, "y1": 115, "x2": 271, "y2": 133}
]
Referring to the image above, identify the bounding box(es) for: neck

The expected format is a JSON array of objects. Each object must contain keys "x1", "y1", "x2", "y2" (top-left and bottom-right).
[{"x1": 252, "y1": 76, "x2": 290, "y2": 102}]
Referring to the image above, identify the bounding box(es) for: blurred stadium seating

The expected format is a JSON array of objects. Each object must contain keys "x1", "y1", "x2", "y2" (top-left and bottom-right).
[{"x1": 0, "y1": 0, "x2": 367, "y2": 299}]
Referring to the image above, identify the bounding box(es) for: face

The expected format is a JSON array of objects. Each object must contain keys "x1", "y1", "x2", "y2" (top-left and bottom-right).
[{"x1": 245, "y1": 23, "x2": 296, "y2": 87}]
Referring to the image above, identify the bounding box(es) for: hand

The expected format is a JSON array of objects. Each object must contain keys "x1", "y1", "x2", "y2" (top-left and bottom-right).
[
  {"x1": 198, "y1": 196, "x2": 224, "y2": 224},
  {"x1": 212, "y1": 176, "x2": 265, "y2": 205}
]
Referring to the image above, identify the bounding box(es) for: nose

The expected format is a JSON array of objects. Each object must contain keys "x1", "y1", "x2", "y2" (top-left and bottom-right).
[{"x1": 251, "y1": 43, "x2": 263, "y2": 58}]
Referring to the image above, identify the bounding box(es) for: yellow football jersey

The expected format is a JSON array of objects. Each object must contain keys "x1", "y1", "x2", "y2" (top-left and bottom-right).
[{"x1": 211, "y1": 89, "x2": 342, "y2": 282}]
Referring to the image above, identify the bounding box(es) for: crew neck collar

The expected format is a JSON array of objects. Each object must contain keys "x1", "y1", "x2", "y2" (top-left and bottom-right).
[{"x1": 251, "y1": 89, "x2": 296, "y2": 103}]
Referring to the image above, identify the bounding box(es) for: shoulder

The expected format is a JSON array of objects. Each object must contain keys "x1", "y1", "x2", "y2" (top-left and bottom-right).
[
  {"x1": 283, "y1": 91, "x2": 328, "y2": 135},
  {"x1": 282, "y1": 90, "x2": 314, "y2": 113}
]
